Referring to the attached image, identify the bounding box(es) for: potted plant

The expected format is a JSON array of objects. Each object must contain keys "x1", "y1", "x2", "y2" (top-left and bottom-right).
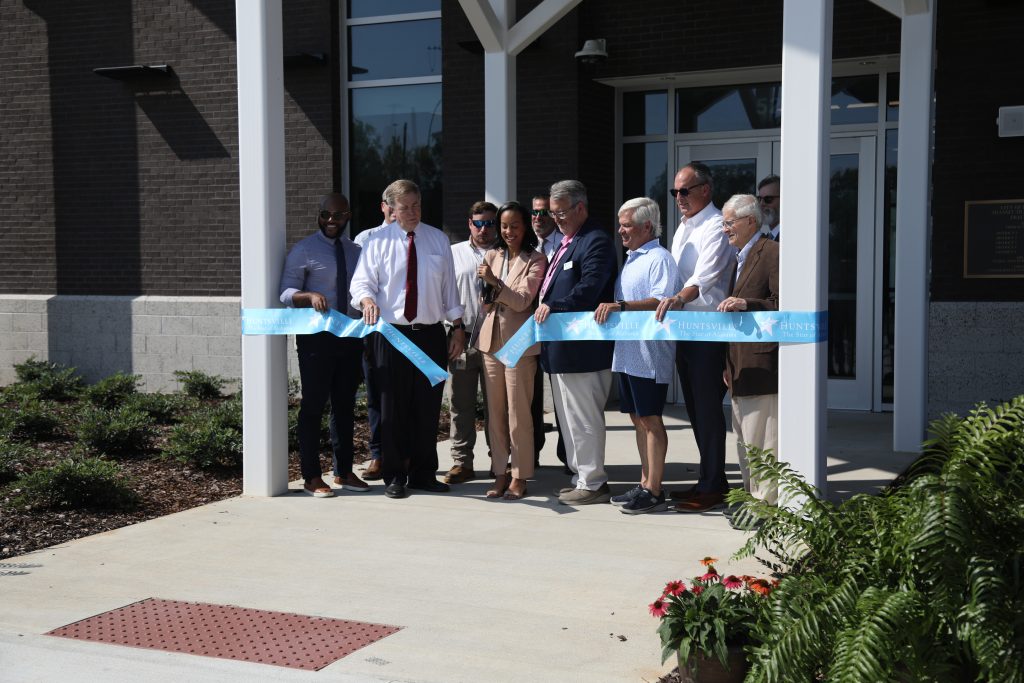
[{"x1": 652, "y1": 558, "x2": 774, "y2": 683}]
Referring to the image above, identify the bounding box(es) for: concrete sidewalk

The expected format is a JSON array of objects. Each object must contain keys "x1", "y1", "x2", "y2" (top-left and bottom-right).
[{"x1": 0, "y1": 407, "x2": 912, "y2": 683}]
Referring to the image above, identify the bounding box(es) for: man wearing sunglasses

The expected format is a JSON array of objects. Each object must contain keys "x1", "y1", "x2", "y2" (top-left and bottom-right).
[
  {"x1": 279, "y1": 193, "x2": 369, "y2": 498},
  {"x1": 443, "y1": 201, "x2": 498, "y2": 485},
  {"x1": 655, "y1": 162, "x2": 734, "y2": 513},
  {"x1": 531, "y1": 194, "x2": 562, "y2": 261},
  {"x1": 757, "y1": 175, "x2": 781, "y2": 242}
]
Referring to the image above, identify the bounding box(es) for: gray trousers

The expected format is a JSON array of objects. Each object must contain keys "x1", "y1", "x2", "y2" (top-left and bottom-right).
[{"x1": 448, "y1": 346, "x2": 489, "y2": 465}]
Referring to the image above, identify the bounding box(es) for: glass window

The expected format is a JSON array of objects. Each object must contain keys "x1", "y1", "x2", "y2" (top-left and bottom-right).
[
  {"x1": 700, "y1": 158, "x2": 758, "y2": 212},
  {"x1": 349, "y1": 20, "x2": 441, "y2": 80},
  {"x1": 622, "y1": 143, "x2": 668, "y2": 245},
  {"x1": 886, "y1": 73, "x2": 900, "y2": 122},
  {"x1": 349, "y1": 84, "x2": 443, "y2": 231},
  {"x1": 830, "y1": 75, "x2": 879, "y2": 125},
  {"x1": 349, "y1": 0, "x2": 440, "y2": 18},
  {"x1": 882, "y1": 129, "x2": 898, "y2": 402},
  {"x1": 676, "y1": 83, "x2": 781, "y2": 133},
  {"x1": 828, "y1": 153, "x2": 860, "y2": 379},
  {"x1": 623, "y1": 91, "x2": 667, "y2": 136}
]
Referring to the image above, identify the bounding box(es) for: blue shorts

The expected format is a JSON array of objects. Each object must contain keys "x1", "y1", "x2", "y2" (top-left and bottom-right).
[{"x1": 617, "y1": 373, "x2": 668, "y2": 417}]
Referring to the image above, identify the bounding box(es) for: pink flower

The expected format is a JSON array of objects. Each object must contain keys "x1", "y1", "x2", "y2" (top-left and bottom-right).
[
  {"x1": 700, "y1": 566, "x2": 720, "y2": 583},
  {"x1": 663, "y1": 580, "x2": 686, "y2": 597},
  {"x1": 722, "y1": 575, "x2": 743, "y2": 589},
  {"x1": 649, "y1": 599, "x2": 668, "y2": 618},
  {"x1": 691, "y1": 584, "x2": 704, "y2": 596}
]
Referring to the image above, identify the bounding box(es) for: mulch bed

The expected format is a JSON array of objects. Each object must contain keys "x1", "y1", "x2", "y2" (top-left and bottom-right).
[{"x1": 1, "y1": 413, "x2": 455, "y2": 561}]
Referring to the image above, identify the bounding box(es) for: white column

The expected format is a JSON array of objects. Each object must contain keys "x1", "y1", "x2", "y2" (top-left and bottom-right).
[
  {"x1": 484, "y1": 0, "x2": 515, "y2": 204},
  {"x1": 777, "y1": 0, "x2": 833, "y2": 496},
  {"x1": 236, "y1": 0, "x2": 289, "y2": 496},
  {"x1": 893, "y1": 4, "x2": 936, "y2": 452}
]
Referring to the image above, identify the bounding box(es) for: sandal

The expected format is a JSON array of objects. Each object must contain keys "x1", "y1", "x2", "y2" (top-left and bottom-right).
[
  {"x1": 486, "y1": 474, "x2": 509, "y2": 498},
  {"x1": 504, "y1": 478, "x2": 528, "y2": 500}
]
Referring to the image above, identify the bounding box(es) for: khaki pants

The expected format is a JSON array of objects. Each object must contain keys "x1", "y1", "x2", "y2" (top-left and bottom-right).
[
  {"x1": 482, "y1": 352, "x2": 536, "y2": 479},
  {"x1": 447, "y1": 346, "x2": 489, "y2": 466},
  {"x1": 731, "y1": 393, "x2": 778, "y2": 505}
]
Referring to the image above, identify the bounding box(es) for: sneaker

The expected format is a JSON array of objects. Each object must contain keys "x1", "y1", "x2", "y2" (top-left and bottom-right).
[
  {"x1": 444, "y1": 465, "x2": 476, "y2": 485},
  {"x1": 334, "y1": 473, "x2": 370, "y2": 492},
  {"x1": 620, "y1": 488, "x2": 667, "y2": 515},
  {"x1": 552, "y1": 486, "x2": 576, "y2": 497},
  {"x1": 610, "y1": 484, "x2": 643, "y2": 507},
  {"x1": 558, "y1": 483, "x2": 611, "y2": 506}
]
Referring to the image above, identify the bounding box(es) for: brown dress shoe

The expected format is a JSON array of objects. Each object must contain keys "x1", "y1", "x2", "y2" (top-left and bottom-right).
[
  {"x1": 444, "y1": 465, "x2": 476, "y2": 484},
  {"x1": 333, "y1": 473, "x2": 370, "y2": 492},
  {"x1": 670, "y1": 487, "x2": 698, "y2": 501},
  {"x1": 361, "y1": 459, "x2": 383, "y2": 480},
  {"x1": 673, "y1": 492, "x2": 725, "y2": 513}
]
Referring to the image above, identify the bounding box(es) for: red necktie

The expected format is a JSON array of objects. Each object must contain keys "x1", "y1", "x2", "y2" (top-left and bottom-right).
[{"x1": 403, "y1": 231, "x2": 418, "y2": 322}]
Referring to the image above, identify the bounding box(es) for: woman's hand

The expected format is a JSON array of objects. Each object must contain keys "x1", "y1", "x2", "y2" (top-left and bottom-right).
[{"x1": 477, "y1": 263, "x2": 498, "y2": 287}]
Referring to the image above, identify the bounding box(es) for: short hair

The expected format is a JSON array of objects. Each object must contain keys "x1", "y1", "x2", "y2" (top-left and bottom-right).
[
  {"x1": 757, "y1": 174, "x2": 780, "y2": 192},
  {"x1": 618, "y1": 197, "x2": 662, "y2": 238},
  {"x1": 532, "y1": 194, "x2": 550, "y2": 203},
  {"x1": 468, "y1": 201, "x2": 498, "y2": 218},
  {"x1": 683, "y1": 162, "x2": 714, "y2": 192},
  {"x1": 383, "y1": 179, "x2": 420, "y2": 207},
  {"x1": 495, "y1": 201, "x2": 540, "y2": 253},
  {"x1": 549, "y1": 180, "x2": 588, "y2": 208},
  {"x1": 722, "y1": 194, "x2": 763, "y2": 225},
  {"x1": 318, "y1": 192, "x2": 348, "y2": 211}
]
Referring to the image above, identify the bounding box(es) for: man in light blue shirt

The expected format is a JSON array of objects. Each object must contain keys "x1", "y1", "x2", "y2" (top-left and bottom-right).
[{"x1": 594, "y1": 197, "x2": 680, "y2": 514}]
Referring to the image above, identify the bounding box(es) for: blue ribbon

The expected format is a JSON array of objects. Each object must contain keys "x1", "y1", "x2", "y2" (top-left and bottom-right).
[
  {"x1": 494, "y1": 310, "x2": 827, "y2": 368},
  {"x1": 241, "y1": 308, "x2": 449, "y2": 386}
]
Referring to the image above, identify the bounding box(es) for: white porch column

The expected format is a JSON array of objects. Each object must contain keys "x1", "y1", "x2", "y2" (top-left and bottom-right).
[
  {"x1": 777, "y1": 0, "x2": 833, "y2": 495},
  {"x1": 893, "y1": 4, "x2": 936, "y2": 452},
  {"x1": 236, "y1": 0, "x2": 289, "y2": 496},
  {"x1": 484, "y1": 0, "x2": 515, "y2": 204}
]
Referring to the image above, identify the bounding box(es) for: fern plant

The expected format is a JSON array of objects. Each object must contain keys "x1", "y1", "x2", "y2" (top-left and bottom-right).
[{"x1": 732, "y1": 396, "x2": 1024, "y2": 683}]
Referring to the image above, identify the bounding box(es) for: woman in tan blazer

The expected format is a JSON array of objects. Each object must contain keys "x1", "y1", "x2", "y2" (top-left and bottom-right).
[{"x1": 475, "y1": 201, "x2": 548, "y2": 499}]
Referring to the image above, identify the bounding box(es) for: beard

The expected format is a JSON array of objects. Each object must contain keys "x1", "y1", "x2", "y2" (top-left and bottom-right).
[{"x1": 762, "y1": 207, "x2": 779, "y2": 229}]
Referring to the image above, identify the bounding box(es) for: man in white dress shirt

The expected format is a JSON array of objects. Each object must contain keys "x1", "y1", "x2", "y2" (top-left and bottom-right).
[
  {"x1": 350, "y1": 179, "x2": 467, "y2": 499},
  {"x1": 655, "y1": 162, "x2": 734, "y2": 512},
  {"x1": 444, "y1": 201, "x2": 497, "y2": 485}
]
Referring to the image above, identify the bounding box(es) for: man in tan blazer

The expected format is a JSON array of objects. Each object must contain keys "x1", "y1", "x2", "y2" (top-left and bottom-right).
[{"x1": 717, "y1": 194, "x2": 780, "y2": 524}]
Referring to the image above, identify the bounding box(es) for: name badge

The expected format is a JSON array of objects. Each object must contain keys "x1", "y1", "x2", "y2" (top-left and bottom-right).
[{"x1": 562, "y1": 260, "x2": 573, "y2": 270}]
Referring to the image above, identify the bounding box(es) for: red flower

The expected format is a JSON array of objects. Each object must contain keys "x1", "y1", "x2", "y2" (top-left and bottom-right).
[
  {"x1": 748, "y1": 578, "x2": 773, "y2": 596},
  {"x1": 700, "y1": 566, "x2": 720, "y2": 582},
  {"x1": 698, "y1": 556, "x2": 718, "y2": 567},
  {"x1": 649, "y1": 599, "x2": 668, "y2": 618},
  {"x1": 691, "y1": 584, "x2": 704, "y2": 596},
  {"x1": 722, "y1": 575, "x2": 743, "y2": 589},
  {"x1": 663, "y1": 580, "x2": 686, "y2": 597}
]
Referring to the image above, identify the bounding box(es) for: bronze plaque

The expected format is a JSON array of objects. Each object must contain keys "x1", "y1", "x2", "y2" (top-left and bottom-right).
[{"x1": 963, "y1": 199, "x2": 1024, "y2": 278}]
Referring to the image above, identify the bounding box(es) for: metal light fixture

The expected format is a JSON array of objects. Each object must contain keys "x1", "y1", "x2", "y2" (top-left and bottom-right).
[{"x1": 574, "y1": 39, "x2": 607, "y2": 65}]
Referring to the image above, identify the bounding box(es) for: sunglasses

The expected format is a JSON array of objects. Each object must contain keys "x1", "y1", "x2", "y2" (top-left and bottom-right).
[
  {"x1": 531, "y1": 209, "x2": 550, "y2": 217},
  {"x1": 758, "y1": 195, "x2": 779, "y2": 204},
  {"x1": 319, "y1": 210, "x2": 350, "y2": 221},
  {"x1": 471, "y1": 219, "x2": 496, "y2": 229},
  {"x1": 669, "y1": 182, "x2": 707, "y2": 198}
]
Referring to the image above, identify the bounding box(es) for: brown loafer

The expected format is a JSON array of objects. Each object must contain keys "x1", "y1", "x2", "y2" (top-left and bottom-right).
[
  {"x1": 444, "y1": 464, "x2": 476, "y2": 485},
  {"x1": 333, "y1": 473, "x2": 370, "y2": 492},
  {"x1": 670, "y1": 487, "x2": 698, "y2": 501},
  {"x1": 673, "y1": 492, "x2": 725, "y2": 513},
  {"x1": 303, "y1": 477, "x2": 335, "y2": 498},
  {"x1": 361, "y1": 459, "x2": 383, "y2": 480}
]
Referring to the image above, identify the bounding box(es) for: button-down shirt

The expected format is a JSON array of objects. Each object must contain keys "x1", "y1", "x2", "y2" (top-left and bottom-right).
[
  {"x1": 279, "y1": 230, "x2": 361, "y2": 317},
  {"x1": 354, "y1": 220, "x2": 390, "y2": 247},
  {"x1": 451, "y1": 240, "x2": 490, "y2": 332},
  {"x1": 669, "y1": 202, "x2": 732, "y2": 311},
  {"x1": 612, "y1": 239, "x2": 680, "y2": 383},
  {"x1": 539, "y1": 233, "x2": 574, "y2": 302},
  {"x1": 539, "y1": 228, "x2": 563, "y2": 262},
  {"x1": 349, "y1": 221, "x2": 464, "y2": 325},
  {"x1": 734, "y1": 233, "x2": 759, "y2": 284}
]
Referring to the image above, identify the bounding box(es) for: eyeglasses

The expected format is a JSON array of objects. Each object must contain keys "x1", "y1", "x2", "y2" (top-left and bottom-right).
[
  {"x1": 757, "y1": 195, "x2": 779, "y2": 204},
  {"x1": 531, "y1": 209, "x2": 550, "y2": 217},
  {"x1": 319, "y1": 210, "x2": 351, "y2": 221},
  {"x1": 550, "y1": 203, "x2": 578, "y2": 221},
  {"x1": 723, "y1": 216, "x2": 752, "y2": 229},
  {"x1": 670, "y1": 182, "x2": 707, "y2": 198},
  {"x1": 471, "y1": 219, "x2": 496, "y2": 229}
]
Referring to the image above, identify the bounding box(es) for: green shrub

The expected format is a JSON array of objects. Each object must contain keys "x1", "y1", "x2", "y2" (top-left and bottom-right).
[
  {"x1": 164, "y1": 397, "x2": 242, "y2": 469},
  {"x1": 0, "y1": 437, "x2": 38, "y2": 485},
  {"x1": 734, "y1": 396, "x2": 1024, "y2": 683},
  {"x1": 84, "y1": 372, "x2": 141, "y2": 409},
  {"x1": 76, "y1": 405, "x2": 154, "y2": 456},
  {"x1": 173, "y1": 370, "x2": 227, "y2": 399},
  {"x1": 0, "y1": 399, "x2": 61, "y2": 441},
  {"x1": 12, "y1": 356, "x2": 83, "y2": 401},
  {"x1": 11, "y1": 458, "x2": 139, "y2": 510},
  {"x1": 124, "y1": 392, "x2": 194, "y2": 424}
]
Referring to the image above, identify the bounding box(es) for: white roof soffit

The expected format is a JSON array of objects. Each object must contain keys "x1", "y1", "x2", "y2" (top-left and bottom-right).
[{"x1": 867, "y1": 0, "x2": 931, "y2": 17}]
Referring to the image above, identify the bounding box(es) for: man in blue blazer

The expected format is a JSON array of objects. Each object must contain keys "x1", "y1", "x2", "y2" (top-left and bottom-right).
[{"x1": 534, "y1": 180, "x2": 617, "y2": 505}]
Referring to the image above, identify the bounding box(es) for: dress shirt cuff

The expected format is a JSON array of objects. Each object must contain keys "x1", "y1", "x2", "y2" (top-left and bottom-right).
[
  {"x1": 280, "y1": 288, "x2": 299, "y2": 308},
  {"x1": 445, "y1": 305, "x2": 466, "y2": 322}
]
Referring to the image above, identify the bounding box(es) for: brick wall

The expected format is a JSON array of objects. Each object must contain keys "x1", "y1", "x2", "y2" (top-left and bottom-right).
[
  {"x1": 931, "y1": 1, "x2": 1024, "y2": 302},
  {"x1": 0, "y1": 0, "x2": 334, "y2": 297}
]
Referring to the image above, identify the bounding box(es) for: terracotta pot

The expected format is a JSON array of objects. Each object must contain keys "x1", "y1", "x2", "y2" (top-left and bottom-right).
[{"x1": 677, "y1": 646, "x2": 748, "y2": 683}]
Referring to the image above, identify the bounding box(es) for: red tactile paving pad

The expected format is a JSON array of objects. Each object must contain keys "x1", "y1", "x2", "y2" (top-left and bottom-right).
[{"x1": 46, "y1": 598, "x2": 401, "y2": 671}]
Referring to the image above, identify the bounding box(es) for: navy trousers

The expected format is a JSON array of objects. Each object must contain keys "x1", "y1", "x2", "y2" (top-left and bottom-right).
[{"x1": 675, "y1": 340, "x2": 728, "y2": 493}]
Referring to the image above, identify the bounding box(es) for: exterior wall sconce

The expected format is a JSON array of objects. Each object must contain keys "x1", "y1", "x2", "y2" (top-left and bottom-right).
[{"x1": 574, "y1": 39, "x2": 607, "y2": 65}]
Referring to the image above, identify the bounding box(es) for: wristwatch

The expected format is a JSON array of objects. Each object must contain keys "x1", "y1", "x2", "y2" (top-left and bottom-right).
[
  {"x1": 451, "y1": 322, "x2": 467, "y2": 331},
  {"x1": 616, "y1": 300, "x2": 627, "y2": 311}
]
